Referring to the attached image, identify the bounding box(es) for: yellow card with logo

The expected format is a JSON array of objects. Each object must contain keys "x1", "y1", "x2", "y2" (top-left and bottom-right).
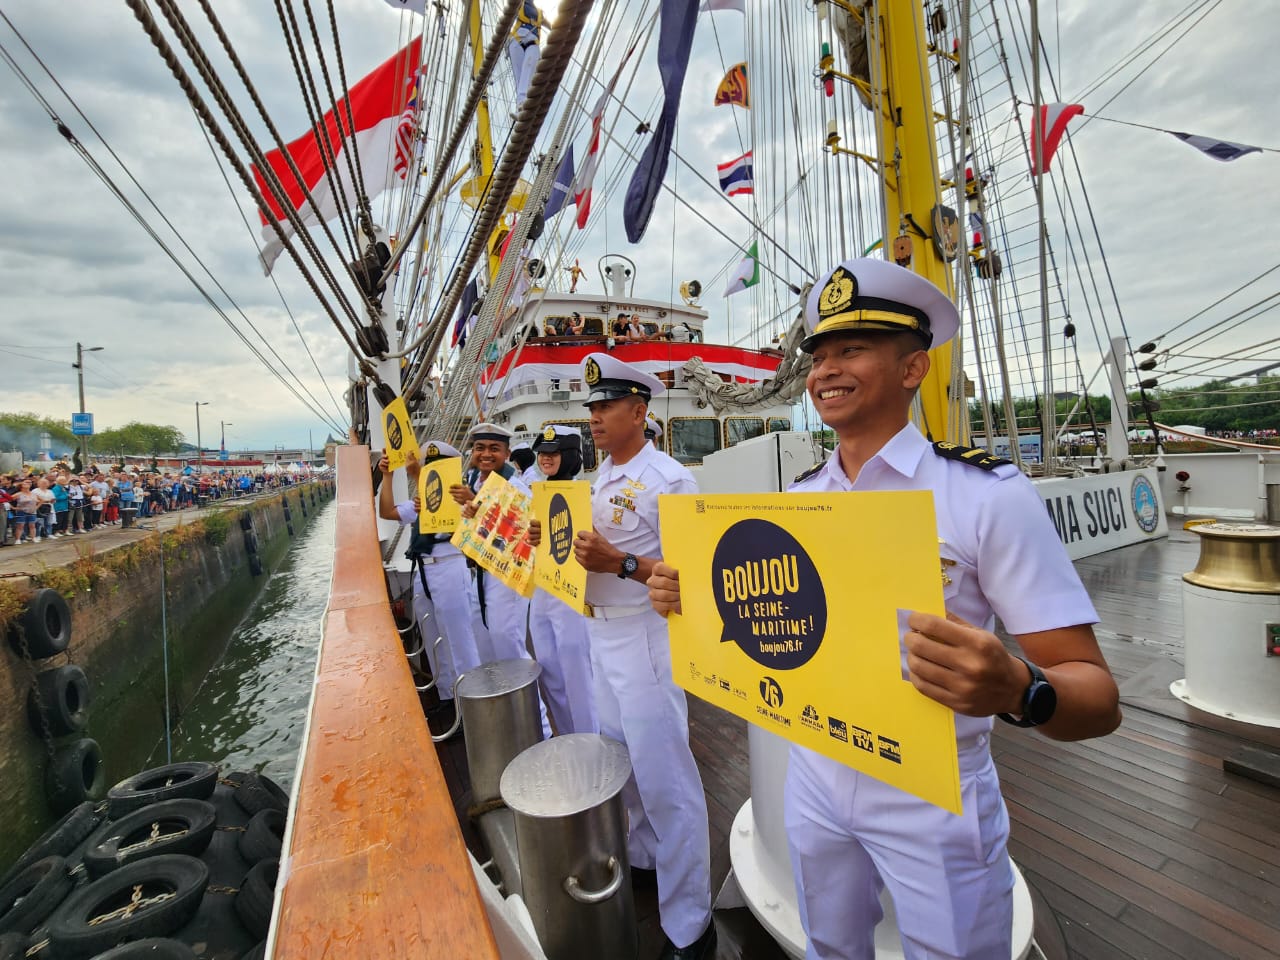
[
  {"x1": 532, "y1": 480, "x2": 591, "y2": 614},
  {"x1": 451, "y1": 473, "x2": 536, "y2": 597},
  {"x1": 659, "y1": 491, "x2": 960, "y2": 815},
  {"x1": 417, "y1": 457, "x2": 462, "y2": 535},
  {"x1": 381, "y1": 396, "x2": 420, "y2": 472}
]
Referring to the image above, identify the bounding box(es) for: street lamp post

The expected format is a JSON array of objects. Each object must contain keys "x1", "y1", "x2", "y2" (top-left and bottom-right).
[
  {"x1": 221, "y1": 421, "x2": 233, "y2": 460},
  {"x1": 74, "y1": 342, "x2": 103, "y2": 469},
  {"x1": 194, "y1": 402, "x2": 209, "y2": 474}
]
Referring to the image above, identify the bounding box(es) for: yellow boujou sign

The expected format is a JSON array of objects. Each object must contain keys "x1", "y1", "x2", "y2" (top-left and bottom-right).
[
  {"x1": 381, "y1": 396, "x2": 420, "y2": 472},
  {"x1": 659, "y1": 490, "x2": 961, "y2": 815},
  {"x1": 531, "y1": 480, "x2": 592, "y2": 614},
  {"x1": 417, "y1": 457, "x2": 462, "y2": 535}
]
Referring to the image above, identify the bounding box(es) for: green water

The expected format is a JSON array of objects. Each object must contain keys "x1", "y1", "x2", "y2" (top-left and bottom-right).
[{"x1": 144, "y1": 500, "x2": 335, "y2": 790}]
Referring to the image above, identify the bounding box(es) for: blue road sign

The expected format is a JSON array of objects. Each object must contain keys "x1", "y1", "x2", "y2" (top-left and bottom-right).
[{"x1": 71, "y1": 413, "x2": 94, "y2": 437}]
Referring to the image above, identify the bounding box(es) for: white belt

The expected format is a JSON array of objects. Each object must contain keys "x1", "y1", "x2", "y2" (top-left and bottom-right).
[{"x1": 585, "y1": 603, "x2": 651, "y2": 620}]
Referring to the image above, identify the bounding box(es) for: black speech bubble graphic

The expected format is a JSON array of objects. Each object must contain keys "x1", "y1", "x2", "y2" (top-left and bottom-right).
[
  {"x1": 423, "y1": 471, "x2": 443, "y2": 513},
  {"x1": 385, "y1": 411, "x2": 403, "y2": 450},
  {"x1": 712, "y1": 518, "x2": 826, "y2": 670},
  {"x1": 547, "y1": 493, "x2": 573, "y2": 564}
]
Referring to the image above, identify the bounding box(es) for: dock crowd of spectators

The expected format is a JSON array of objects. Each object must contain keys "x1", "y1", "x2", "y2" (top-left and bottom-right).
[{"x1": 0, "y1": 463, "x2": 300, "y2": 547}]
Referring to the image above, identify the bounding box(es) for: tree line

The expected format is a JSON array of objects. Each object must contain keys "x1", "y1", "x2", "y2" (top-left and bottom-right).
[
  {"x1": 970, "y1": 376, "x2": 1280, "y2": 435},
  {"x1": 0, "y1": 412, "x2": 185, "y2": 458}
]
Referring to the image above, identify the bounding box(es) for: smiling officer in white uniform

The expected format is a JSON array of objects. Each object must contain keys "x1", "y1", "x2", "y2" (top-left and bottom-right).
[
  {"x1": 649, "y1": 258, "x2": 1121, "y2": 960},
  {"x1": 573, "y1": 352, "x2": 716, "y2": 960}
]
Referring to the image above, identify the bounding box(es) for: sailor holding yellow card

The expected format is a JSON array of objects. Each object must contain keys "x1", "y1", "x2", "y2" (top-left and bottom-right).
[
  {"x1": 649, "y1": 259, "x2": 1120, "y2": 960},
  {"x1": 574, "y1": 352, "x2": 715, "y2": 960}
]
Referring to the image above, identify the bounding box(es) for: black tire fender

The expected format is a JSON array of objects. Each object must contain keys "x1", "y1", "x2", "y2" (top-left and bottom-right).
[
  {"x1": 107, "y1": 761, "x2": 218, "y2": 820},
  {"x1": 83, "y1": 799, "x2": 217, "y2": 879},
  {"x1": 231, "y1": 773, "x2": 289, "y2": 817},
  {"x1": 8, "y1": 588, "x2": 72, "y2": 660},
  {"x1": 27, "y1": 664, "x2": 91, "y2": 737},
  {"x1": 286, "y1": 524, "x2": 294, "y2": 537},
  {"x1": 90, "y1": 938, "x2": 198, "y2": 959},
  {"x1": 0, "y1": 855, "x2": 73, "y2": 936},
  {"x1": 243, "y1": 530, "x2": 259, "y2": 554},
  {"x1": 45, "y1": 854, "x2": 208, "y2": 960},
  {"x1": 248, "y1": 555, "x2": 264, "y2": 578},
  {"x1": 46, "y1": 739, "x2": 105, "y2": 816},
  {"x1": 233, "y1": 858, "x2": 277, "y2": 941},
  {"x1": 0, "y1": 802, "x2": 101, "y2": 890},
  {"x1": 237, "y1": 809, "x2": 285, "y2": 864},
  {"x1": 238, "y1": 513, "x2": 252, "y2": 531}
]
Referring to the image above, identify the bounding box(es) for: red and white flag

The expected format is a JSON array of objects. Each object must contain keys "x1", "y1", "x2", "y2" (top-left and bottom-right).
[
  {"x1": 573, "y1": 44, "x2": 636, "y2": 230},
  {"x1": 252, "y1": 36, "x2": 423, "y2": 274},
  {"x1": 1029, "y1": 102, "x2": 1083, "y2": 175}
]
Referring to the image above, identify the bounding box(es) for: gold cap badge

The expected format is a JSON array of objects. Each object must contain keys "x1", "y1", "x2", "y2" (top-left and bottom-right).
[
  {"x1": 585, "y1": 357, "x2": 601, "y2": 385},
  {"x1": 425, "y1": 443, "x2": 439, "y2": 457},
  {"x1": 818, "y1": 266, "x2": 857, "y2": 321},
  {"x1": 542, "y1": 426, "x2": 556, "y2": 441}
]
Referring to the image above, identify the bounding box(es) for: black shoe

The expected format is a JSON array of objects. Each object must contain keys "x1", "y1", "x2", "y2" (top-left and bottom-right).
[{"x1": 659, "y1": 920, "x2": 716, "y2": 960}]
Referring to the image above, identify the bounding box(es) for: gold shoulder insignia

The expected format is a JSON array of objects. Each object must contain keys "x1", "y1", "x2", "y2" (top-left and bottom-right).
[
  {"x1": 931, "y1": 440, "x2": 1011, "y2": 471},
  {"x1": 793, "y1": 459, "x2": 827, "y2": 484}
]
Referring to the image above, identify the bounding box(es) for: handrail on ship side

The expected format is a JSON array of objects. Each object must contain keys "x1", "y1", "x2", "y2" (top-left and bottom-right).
[{"x1": 271, "y1": 446, "x2": 500, "y2": 959}]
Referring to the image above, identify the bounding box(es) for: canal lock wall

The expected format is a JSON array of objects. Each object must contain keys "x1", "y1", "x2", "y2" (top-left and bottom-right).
[{"x1": 0, "y1": 481, "x2": 334, "y2": 870}]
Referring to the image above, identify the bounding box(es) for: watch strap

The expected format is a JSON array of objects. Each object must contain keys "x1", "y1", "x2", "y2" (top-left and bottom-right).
[{"x1": 996, "y1": 655, "x2": 1047, "y2": 728}]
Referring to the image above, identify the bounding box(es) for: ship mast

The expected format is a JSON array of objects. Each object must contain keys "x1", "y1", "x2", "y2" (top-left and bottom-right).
[{"x1": 866, "y1": 0, "x2": 965, "y2": 443}]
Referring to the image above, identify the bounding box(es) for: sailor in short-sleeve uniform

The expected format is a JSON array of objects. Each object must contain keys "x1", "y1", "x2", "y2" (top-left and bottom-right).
[
  {"x1": 784, "y1": 427, "x2": 1098, "y2": 959},
  {"x1": 586, "y1": 430, "x2": 713, "y2": 949}
]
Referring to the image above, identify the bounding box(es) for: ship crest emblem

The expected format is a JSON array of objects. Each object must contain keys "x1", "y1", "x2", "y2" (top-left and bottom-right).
[
  {"x1": 584, "y1": 357, "x2": 602, "y2": 386},
  {"x1": 425, "y1": 443, "x2": 440, "y2": 458},
  {"x1": 542, "y1": 426, "x2": 556, "y2": 442},
  {"x1": 818, "y1": 267, "x2": 857, "y2": 320}
]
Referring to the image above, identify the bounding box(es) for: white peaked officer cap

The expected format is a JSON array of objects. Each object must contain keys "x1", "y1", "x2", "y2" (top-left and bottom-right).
[
  {"x1": 801, "y1": 257, "x2": 960, "y2": 354},
  {"x1": 580, "y1": 352, "x2": 667, "y2": 406},
  {"x1": 466, "y1": 422, "x2": 514, "y2": 444},
  {"x1": 644, "y1": 415, "x2": 663, "y2": 439},
  {"x1": 420, "y1": 439, "x2": 461, "y2": 462},
  {"x1": 532, "y1": 424, "x2": 582, "y2": 453}
]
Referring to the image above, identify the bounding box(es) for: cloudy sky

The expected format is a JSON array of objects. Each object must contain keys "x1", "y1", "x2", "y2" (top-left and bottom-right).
[{"x1": 0, "y1": 0, "x2": 1275, "y2": 454}]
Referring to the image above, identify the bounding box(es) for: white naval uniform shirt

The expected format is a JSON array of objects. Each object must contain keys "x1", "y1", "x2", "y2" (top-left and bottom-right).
[
  {"x1": 587, "y1": 442, "x2": 697, "y2": 607},
  {"x1": 790, "y1": 423, "x2": 1097, "y2": 746}
]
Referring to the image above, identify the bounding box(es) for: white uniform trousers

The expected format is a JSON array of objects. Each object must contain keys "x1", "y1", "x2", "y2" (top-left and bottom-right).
[
  {"x1": 473, "y1": 569, "x2": 552, "y2": 737},
  {"x1": 414, "y1": 554, "x2": 482, "y2": 701},
  {"x1": 507, "y1": 39, "x2": 540, "y2": 105},
  {"x1": 586, "y1": 608, "x2": 711, "y2": 948},
  {"x1": 528, "y1": 591, "x2": 598, "y2": 735},
  {"x1": 784, "y1": 737, "x2": 1013, "y2": 960}
]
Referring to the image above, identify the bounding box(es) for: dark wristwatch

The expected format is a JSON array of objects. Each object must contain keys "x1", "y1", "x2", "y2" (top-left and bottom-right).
[
  {"x1": 618, "y1": 553, "x2": 639, "y2": 580},
  {"x1": 997, "y1": 656, "x2": 1057, "y2": 727}
]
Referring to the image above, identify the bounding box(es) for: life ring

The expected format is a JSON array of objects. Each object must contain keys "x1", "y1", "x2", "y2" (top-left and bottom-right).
[
  {"x1": 238, "y1": 809, "x2": 285, "y2": 864},
  {"x1": 45, "y1": 854, "x2": 208, "y2": 957},
  {"x1": 0, "y1": 855, "x2": 74, "y2": 936},
  {"x1": 106, "y1": 761, "x2": 218, "y2": 819},
  {"x1": 233, "y1": 858, "x2": 278, "y2": 941},
  {"x1": 83, "y1": 799, "x2": 217, "y2": 879},
  {"x1": 8, "y1": 588, "x2": 72, "y2": 660},
  {"x1": 46, "y1": 738, "x2": 105, "y2": 815},
  {"x1": 27, "y1": 664, "x2": 91, "y2": 737}
]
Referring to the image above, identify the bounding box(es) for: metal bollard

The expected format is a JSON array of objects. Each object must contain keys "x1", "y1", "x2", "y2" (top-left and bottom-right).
[
  {"x1": 434, "y1": 659, "x2": 545, "y2": 803},
  {"x1": 501, "y1": 734, "x2": 637, "y2": 960}
]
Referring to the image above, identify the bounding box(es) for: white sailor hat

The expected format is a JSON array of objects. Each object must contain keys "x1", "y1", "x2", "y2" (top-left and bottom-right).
[
  {"x1": 643, "y1": 415, "x2": 663, "y2": 440},
  {"x1": 801, "y1": 257, "x2": 959, "y2": 353},
  {"x1": 581, "y1": 352, "x2": 666, "y2": 405},
  {"x1": 421, "y1": 439, "x2": 461, "y2": 461},
  {"x1": 511, "y1": 441, "x2": 532, "y2": 452},
  {"x1": 466, "y1": 422, "x2": 513, "y2": 444},
  {"x1": 532, "y1": 424, "x2": 582, "y2": 453}
]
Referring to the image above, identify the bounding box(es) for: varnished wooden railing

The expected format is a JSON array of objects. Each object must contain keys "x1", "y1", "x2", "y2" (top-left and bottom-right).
[{"x1": 271, "y1": 445, "x2": 499, "y2": 958}]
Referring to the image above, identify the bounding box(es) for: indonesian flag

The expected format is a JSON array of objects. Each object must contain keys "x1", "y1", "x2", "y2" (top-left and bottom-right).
[
  {"x1": 1029, "y1": 102, "x2": 1083, "y2": 175},
  {"x1": 252, "y1": 36, "x2": 423, "y2": 274},
  {"x1": 574, "y1": 44, "x2": 636, "y2": 230}
]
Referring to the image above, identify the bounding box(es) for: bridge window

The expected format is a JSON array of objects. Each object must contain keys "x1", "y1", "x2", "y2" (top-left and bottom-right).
[
  {"x1": 725, "y1": 417, "x2": 765, "y2": 447},
  {"x1": 670, "y1": 417, "x2": 722, "y2": 466},
  {"x1": 767, "y1": 417, "x2": 792, "y2": 433}
]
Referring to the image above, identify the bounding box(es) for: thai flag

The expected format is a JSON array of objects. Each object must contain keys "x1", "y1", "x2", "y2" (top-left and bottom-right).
[{"x1": 717, "y1": 150, "x2": 753, "y2": 197}]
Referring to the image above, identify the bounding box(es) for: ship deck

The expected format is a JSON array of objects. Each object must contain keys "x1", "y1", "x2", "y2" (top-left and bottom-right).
[{"x1": 432, "y1": 529, "x2": 1280, "y2": 959}]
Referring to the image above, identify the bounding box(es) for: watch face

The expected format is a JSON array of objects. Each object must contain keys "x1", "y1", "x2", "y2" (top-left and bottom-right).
[{"x1": 1026, "y1": 681, "x2": 1057, "y2": 725}]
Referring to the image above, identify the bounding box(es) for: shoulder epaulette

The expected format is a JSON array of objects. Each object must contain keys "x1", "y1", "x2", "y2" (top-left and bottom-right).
[
  {"x1": 931, "y1": 440, "x2": 1011, "y2": 471},
  {"x1": 793, "y1": 459, "x2": 827, "y2": 484}
]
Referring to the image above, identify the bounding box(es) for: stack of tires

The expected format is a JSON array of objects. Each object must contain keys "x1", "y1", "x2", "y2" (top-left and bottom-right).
[{"x1": 0, "y1": 762, "x2": 288, "y2": 959}]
